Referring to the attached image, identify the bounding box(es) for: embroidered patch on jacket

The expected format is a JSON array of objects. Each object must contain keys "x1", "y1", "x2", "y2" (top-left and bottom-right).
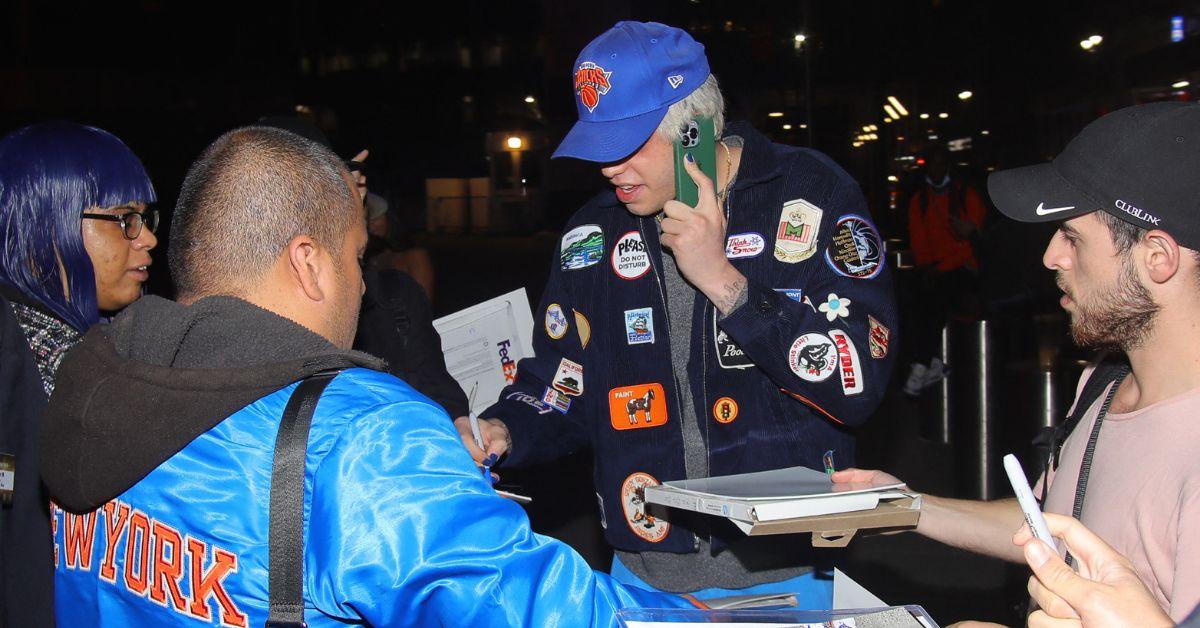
[
  {"x1": 545, "y1": 303, "x2": 569, "y2": 340},
  {"x1": 828, "y1": 329, "x2": 864, "y2": 395},
  {"x1": 713, "y1": 312, "x2": 754, "y2": 369},
  {"x1": 868, "y1": 315, "x2": 890, "y2": 359},
  {"x1": 621, "y1": 472, "x2": 670, "y2": 543},
  {"x1": 611, "y1": 230, "x2": 651, "y2": 280},
  {"x1": 608, "y1": 383, "x2": 668, "y2": 430},
  {"x1": 560, "y1": 224, "x2": 604, "y2": 270},
  {"x1": 624, "y1": 307, "x2": 655, "y2": 345},
  {"x1": 774, "y1": 199, "x2": 823, "y2": 263},
  {"x1": 725, "y1": 232, "x2": 765, "y2": 259},
  {"x1": 788, "y1": 333, "x2": 838, "y2": 382},
  {"x1": 825, "y1": 215, "x2": 884, "y2": 279},
  {"x1": 574, "y1": 309, "x2": 592, "y2": 350},
  {"x1": 818, "y1": 293, "x2": 852, "y2": 322},
  {"x1": 712, "y1": 397, "x2": 739, "y2": 424},
  {"x1": 507, "y1": 391, "x2": 554, "y2": 415},
  {"x1": 552, "y1": 358, "x2": 584, "y2": 396},
  {"x1": 542, "y1": 386, "x2": 572, "y2": 413}
]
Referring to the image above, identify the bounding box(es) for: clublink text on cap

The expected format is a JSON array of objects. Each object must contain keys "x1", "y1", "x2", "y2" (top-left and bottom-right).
[
  {"x1": 552, "y1": 21, "x2": 710, "y2": 163},
  {"x1": 987, "y1": 102, "x2": 1200, "y2": 250}
]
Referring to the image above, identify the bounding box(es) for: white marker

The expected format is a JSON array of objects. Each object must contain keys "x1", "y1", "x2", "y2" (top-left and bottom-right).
[{"x1": 1003, "y1": 454, "x2": 1056, "y2": 548}]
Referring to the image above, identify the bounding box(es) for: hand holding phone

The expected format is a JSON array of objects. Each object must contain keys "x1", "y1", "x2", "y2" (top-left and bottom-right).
[{"x1": 1003, "y1": 454, "x2": 1057, "y2": 550}]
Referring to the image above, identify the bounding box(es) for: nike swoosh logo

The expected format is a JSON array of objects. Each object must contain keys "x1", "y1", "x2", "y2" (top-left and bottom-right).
[{"x1": 1035, "y1": 203, "x2": 1075, "y2": 216}]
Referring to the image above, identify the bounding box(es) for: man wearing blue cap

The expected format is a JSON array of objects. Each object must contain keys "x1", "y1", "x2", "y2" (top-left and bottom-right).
[{"x1": 462, "y1": 21, "x2": 898, "y2": 603}]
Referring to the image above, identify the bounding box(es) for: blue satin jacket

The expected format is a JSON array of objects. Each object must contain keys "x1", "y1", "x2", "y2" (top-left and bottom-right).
[
  {"x1": 51, "y1": 368, "x2": 693, "y2": 626},
  {"x1": 485, "y1": 122, "x2": 898, "y2": 555}
]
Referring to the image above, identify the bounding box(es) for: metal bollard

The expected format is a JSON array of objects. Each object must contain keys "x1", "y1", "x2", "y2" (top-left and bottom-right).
[{"x1": 953, "y1": 319, "x2": 998, "y2": 500}]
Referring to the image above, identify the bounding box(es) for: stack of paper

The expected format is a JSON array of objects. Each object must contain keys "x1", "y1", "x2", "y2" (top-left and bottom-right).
[{"x1": 643, "y1": 466, "x2": 906, "y2": 523}]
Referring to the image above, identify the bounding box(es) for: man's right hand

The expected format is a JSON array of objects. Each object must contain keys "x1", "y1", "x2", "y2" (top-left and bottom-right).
[
  {"x1": 1018, "y1": 513, "x2": 1172, "y2": 628},
  {"x1": 831, "y1": 468, "x2": 904, "y2": 487},
  {"x1": 453, "y1": 416, "x2": 512, "y2": 465}
]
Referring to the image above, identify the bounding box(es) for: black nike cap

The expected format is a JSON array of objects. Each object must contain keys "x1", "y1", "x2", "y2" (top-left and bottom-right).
[{"x1": 987, "y1": 102, "x2": 1200, "y2": 250}]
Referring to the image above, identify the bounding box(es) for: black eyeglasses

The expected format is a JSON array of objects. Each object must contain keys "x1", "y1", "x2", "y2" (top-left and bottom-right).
[{"x1": 80, "y1": 209, "x2": 159, "y2": 240}]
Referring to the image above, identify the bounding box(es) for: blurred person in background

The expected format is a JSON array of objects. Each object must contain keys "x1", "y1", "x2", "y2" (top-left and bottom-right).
[
  {"x1": 0, "y1": 121, "x2": 157, "y2": 627},
  {"x1": 903, "y1": 143, "x2": 987, "y2": 397}
]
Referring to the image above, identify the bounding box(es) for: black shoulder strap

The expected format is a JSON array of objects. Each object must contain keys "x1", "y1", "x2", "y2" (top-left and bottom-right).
[
  {"x1": 1032, "y1": 354, "x2": 1128, "y2": 504},
  {"x1": 266, "y1": 370, "x2": 341, "y2": 628}
]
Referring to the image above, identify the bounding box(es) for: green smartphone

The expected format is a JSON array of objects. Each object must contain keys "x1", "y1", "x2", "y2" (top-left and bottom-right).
[{"x1": 673, "y1": 117, "x2": 718, "y2": 207}]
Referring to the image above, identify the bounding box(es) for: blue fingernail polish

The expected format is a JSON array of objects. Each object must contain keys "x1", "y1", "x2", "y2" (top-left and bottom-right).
[
  {"x1": 484, "y1": 454, "x2": 498, "y2": 467},
  {"x1": 685, "y1": 153, "x2": 695, "y2": 163}
]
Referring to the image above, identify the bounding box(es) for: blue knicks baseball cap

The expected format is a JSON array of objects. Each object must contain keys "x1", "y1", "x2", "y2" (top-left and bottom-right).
[{"x1": 552, "y1": 21, "x2": 710, "y2": 163}]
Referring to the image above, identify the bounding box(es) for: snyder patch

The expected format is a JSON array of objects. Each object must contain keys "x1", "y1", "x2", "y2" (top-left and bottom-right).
[
  {"x1": 621, "y1": 472, "x2": 670, "y2": 543},
  {"x1": 825, "y1": 214, "x2": 884, "y2": 279},
  {"x1": 545, "y1": 303, "x2": 569, "y2": 339},
  {"x1": 624, "y1": 307, "x2": 655, "y2": 345},
  {"x1": 574, "y1": 309, "x2": 592, "y2": 350},
  {"x1": 774, "y1": 199, "x2": 823, "y2": 263},
  {"x1": 542, "y1": 387, "x2": 572, "y2": 413},
  {"x1": 560, "y1": 224, "x2": 604, "y2": 270},
  {"x1": 507, "y1": 391, "x2": 554, "y2": 415},
  {"x1": 828, "y1": 329, "x2": 864, "y2": 395},
  {"x1": 725, "y1": 232, "x2": 765, "y2": 259},
  {"x1": 609, "y1": 383, "x2": 668, "y2": 430},
  {"x1": 552, "y1": 358, "x2": 584, "y2": 396},
  {"x1": 868, "y1": 315, "x2": 890, "y2": 359},
  {"x1": 712, "y1": 397, "x2": 739, "y2": 424},
  {"x1": 788, "y1": 333, "x2": 837, "y2": 382},
  {"x1": 713, "y1": 312, "x2": 754, "y2": 369},
  {"x1": 611, "y1": 230, "x2": 651, "y2": 280}
]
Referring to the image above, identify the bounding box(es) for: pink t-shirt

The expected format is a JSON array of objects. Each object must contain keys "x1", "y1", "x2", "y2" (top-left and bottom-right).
[{"x1": 1040, "y1": 369, "x2": 1200, "y2": 622}]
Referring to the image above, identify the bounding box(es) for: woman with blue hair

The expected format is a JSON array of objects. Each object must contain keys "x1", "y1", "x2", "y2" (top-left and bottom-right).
[{"x1": 0, "y1": 121, "x2": 157, "y2": 627}]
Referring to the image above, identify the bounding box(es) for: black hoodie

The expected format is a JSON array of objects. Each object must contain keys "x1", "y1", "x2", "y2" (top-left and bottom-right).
[{"x1": 40, "y1": 295, "x2": 383, "y2": 514}]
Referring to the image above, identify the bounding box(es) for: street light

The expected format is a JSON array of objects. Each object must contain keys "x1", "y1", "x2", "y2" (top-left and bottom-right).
[
  {"x1": 938, "y1": 112, "x2": 949, "y2": 119},
  {"x1": 884, "y1": 104, "x2": 899, "y2": 119},
  {"x1": 524, "y1": 96, "x2": 536, "y2": 103},
  {"x1": 782, "y1": 124, "x2": 793, "y2": 130},
  {"x1": 919, "y1": 113, "x2": 930, "y2": 120},
  {"x1": 1173, "y1": 80, "x2": 1191, "y2": 89},
  {"x1": 768, "y1": 112, "x2": 784, "y2": 118},
  {"x1": 506, "y1": 136, "x2": 524, "y2": 150},
  {"x1": 958, "y1": 90, "x2": 973, "y2": 100},
  {"x1": 887, "y1": 96, "x2": 909, "y2": 116}
]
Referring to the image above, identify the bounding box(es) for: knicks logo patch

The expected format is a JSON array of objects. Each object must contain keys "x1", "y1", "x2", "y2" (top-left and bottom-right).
[
  {"x1": 609, "y1": 383, "x2": 668, "y2": 430},
  {"x1": 574, "y1": 61, "x2": 612, "y2": 112},
  {"x1": 620, "y1": 472, "x2": 670, "y2": 543}
]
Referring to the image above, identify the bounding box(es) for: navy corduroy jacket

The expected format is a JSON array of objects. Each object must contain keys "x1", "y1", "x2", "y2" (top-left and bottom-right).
[{"x1": 485, "y1": 122, "x2": 899, "y2": 554}]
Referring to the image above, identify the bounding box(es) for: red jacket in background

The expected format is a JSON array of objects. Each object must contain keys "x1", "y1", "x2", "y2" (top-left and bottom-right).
[{"x1": 908, "y1": 180, "x2": 986, "y2": 272}]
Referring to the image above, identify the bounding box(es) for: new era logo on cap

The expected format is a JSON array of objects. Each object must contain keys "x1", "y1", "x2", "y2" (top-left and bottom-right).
[{"x1": 668, "y1": 75, "x2": 685, "y2": 89}]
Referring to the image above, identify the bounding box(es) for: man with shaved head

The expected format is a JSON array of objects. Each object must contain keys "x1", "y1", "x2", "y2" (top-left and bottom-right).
[{"x1": 39, "y1": 126, "x2": 704, "y2": 626}]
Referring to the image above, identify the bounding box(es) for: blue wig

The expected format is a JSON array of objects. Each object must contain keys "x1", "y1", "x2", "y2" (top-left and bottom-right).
[{"x1": 0, "y1": 122, "x2": 156, "y2": 331}]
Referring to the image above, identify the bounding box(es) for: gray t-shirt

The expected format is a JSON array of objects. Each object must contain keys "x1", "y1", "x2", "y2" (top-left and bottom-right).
[{"x1": 614, "y1": 137, "x2": 815, "y2": 592}]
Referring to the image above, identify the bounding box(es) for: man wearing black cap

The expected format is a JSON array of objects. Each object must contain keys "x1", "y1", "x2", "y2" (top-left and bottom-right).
[
  {"x1": 835, "y1": 102, "x2": 1200, "y2": 621},
  {"x1": 461, "y1": 21, "x2": 898, "y2": 603}
]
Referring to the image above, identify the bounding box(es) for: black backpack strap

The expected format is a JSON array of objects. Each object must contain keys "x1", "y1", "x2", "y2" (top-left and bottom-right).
[
  {"x1": 266, "y1": 370, "x2": 341, "y2": 628},
  {"x1": 1033, "y1": 354, "x2": 1128, "y2": 504}
]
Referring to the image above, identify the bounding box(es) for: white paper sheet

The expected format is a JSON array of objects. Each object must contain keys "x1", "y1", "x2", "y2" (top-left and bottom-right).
[{"x1": 432, "y1": 288, "x2": 534, "y2": 415}]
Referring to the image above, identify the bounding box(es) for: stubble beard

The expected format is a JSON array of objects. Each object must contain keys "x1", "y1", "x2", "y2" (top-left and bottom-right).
[{"x1": 1063, "y1": 258, "x2": 1160, "y2": 353}]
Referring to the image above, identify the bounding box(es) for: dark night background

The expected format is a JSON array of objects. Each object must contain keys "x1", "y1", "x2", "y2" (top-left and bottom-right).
[{"x1": 4, "y1": 1, "x2": 1197, "y2": 624}]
